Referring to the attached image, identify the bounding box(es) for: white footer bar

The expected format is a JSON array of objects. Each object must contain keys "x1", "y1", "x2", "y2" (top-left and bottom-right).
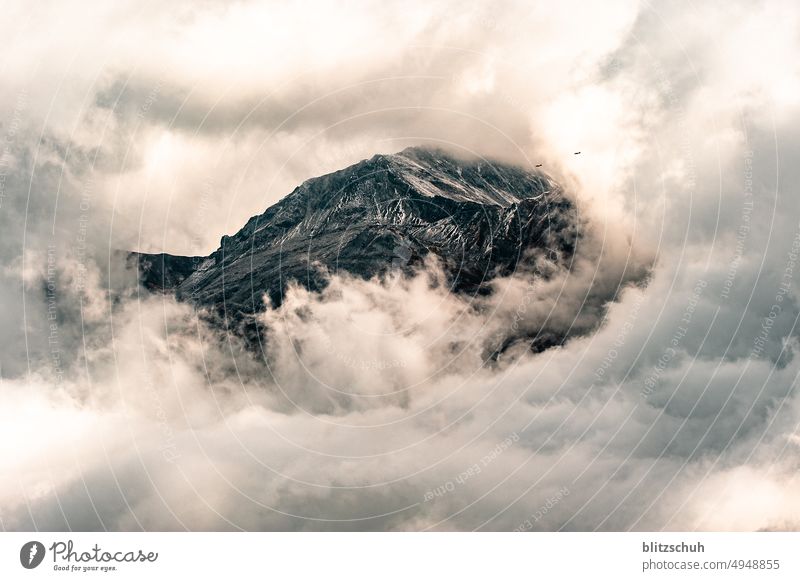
[{"x1": 1, "y1": 532, "x2": 797, "y2": 580}]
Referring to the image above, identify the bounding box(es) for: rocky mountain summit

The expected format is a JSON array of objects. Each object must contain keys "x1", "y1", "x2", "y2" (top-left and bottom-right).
[{"x1": 131, "y1": 147, "x2": 579, "y2": 345}]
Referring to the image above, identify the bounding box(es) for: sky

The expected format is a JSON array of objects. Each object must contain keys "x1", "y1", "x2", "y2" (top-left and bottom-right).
[{"x1": 1, "y1": 0, "x2": 799, "y2": 531}]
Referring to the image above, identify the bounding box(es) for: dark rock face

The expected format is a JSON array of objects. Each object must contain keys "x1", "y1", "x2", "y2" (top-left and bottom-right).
[
  {"x1": 136, "y1": 252, "x2": 203, "y2": 293},
  {"x1": 131, "y1": 147, "x2": 579, "y2": 342}
]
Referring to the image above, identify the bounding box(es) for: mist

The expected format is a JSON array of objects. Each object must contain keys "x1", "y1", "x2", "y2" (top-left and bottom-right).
[{"x1": 1, "y1": 0, "x2": 799, "y2": 531}]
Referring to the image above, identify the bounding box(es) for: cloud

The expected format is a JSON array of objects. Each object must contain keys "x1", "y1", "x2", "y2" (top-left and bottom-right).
[{"x1": 1, "y1": 0, "x2": 799, "y2": 531}]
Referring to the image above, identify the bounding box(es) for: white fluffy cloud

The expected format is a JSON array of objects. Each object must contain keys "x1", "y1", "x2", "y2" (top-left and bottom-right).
[{"x1": 1, "y1": 0, "x2": 799, "y2": 531}]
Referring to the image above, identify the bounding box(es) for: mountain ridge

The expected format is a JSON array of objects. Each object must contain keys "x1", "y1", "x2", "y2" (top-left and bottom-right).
[{"x1": 131, "y1": 146, "x2": 579, "y2": 346}]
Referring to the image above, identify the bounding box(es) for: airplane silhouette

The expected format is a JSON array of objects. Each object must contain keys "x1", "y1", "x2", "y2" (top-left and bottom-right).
[
  {"x1": 535, "y1": 164, "x2": 542, "y2": 167},
  {"x1": 574, "y1": 151, "x2": 581, "y2": 155}
]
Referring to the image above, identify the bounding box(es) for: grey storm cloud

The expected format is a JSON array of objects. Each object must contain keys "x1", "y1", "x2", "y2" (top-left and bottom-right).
[{"x1": 1, "y1": 0, "x2": 800, "y2": 531}]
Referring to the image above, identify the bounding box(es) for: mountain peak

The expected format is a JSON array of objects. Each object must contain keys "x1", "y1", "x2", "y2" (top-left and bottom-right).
[
  {"x1": 354, "y1": 145, "x2": 554, "y2": 208},
  {"x1": 132, "y1": 148, "x2": 578, "y2": 347}
]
